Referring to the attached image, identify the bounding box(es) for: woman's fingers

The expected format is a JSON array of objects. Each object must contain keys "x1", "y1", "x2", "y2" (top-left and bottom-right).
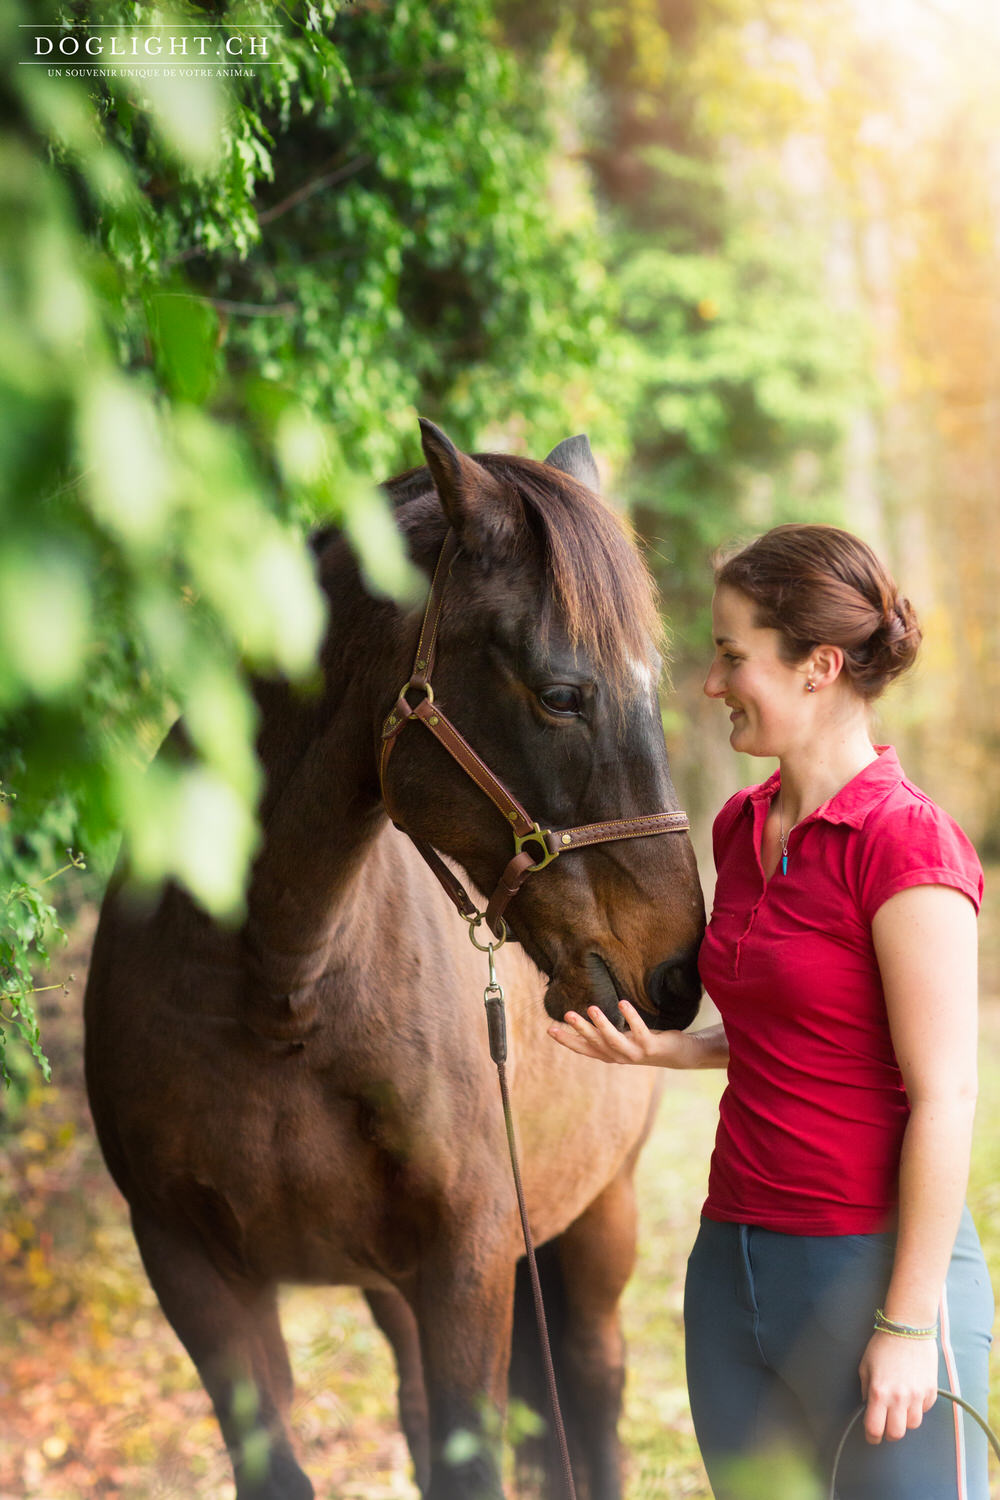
[
  {"x1": 870, "y1": 1388, "x2": 934, "y2": 1443},
  {"x1": 617, "y1": 998, "x2": 651, "y2": 1038},
  {"x1": 864, "y1": 1393, "x2": 888, "y2": 1444},
  {"x1": 883, "y1": 1401, "x2": 909, "y2": 1443},
  {"x1": 585, "y1": 1005, "x2": 648, "y2": 1059},
  {"x1": 546, "y1": 1015, "x2": 599, "y2": 1057},
  {"x1": 547, "y1": 1006, "x2": 642, "y2": 1064},
  {"x1": 908, "y1": 1393, "x2": 929, "y2": 1429}
]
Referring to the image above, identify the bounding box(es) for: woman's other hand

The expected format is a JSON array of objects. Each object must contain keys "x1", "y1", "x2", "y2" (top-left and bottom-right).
[{"x1": 858, "y1": 1330, "x2": 939, "y2": 1443}]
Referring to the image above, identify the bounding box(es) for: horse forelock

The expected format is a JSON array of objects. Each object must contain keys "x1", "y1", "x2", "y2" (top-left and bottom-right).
[{"x1": 385, "y1": 456, "x2": 664, "y2": 703}]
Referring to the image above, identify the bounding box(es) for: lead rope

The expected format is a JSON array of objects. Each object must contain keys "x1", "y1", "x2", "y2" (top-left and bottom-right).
[
  {"x1": 828, "y1": 1391, "x2": 1000, "y2": 1500},
  {"x1": 480, "y1": 935, "x2": 578, "y2": 1500}
]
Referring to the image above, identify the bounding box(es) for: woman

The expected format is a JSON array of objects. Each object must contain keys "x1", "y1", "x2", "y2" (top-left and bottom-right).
[{"x1": 548, "y1": 524, "x2": 993, "y2": 1499}]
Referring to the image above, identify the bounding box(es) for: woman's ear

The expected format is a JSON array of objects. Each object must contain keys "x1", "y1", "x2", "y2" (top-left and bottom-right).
[{"x1": 805, "y1": 643, "x2": 845, "y2": 690}]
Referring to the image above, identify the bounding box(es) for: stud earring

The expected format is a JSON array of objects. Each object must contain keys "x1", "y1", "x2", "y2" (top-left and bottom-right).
[{"x1": 806, "y1": 681, "x2": 816, "y2": 693}]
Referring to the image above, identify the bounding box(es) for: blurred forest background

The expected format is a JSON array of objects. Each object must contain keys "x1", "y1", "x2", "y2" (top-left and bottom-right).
[{"x1": 2, "y1": 0, "x2": 1000, "y2": 1495}]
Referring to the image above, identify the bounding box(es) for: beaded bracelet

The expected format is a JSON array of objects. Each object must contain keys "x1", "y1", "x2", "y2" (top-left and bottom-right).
[{"x1": 873, "y1": 1307, "x2": 938, "y2": 1340}]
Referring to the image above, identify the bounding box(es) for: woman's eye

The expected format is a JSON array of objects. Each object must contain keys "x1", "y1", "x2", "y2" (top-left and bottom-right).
[{"x1": 538, "y1": 685, "x2": 583, "y2": 716}]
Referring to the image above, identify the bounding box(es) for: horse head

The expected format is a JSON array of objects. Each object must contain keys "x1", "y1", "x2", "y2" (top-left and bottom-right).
[{"x1": 378, "y1": 420, "x2": 705, "y2": 1032}]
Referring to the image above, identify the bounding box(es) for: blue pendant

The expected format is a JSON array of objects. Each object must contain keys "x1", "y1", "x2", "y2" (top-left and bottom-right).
[{"x1": 782, "y1": 854, "x2": 788, "y2": 875}]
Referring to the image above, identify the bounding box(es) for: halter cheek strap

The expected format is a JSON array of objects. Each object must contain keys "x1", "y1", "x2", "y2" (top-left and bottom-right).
[{"x1": 378, "y1": 529, "x2": 690, "y2": 938}]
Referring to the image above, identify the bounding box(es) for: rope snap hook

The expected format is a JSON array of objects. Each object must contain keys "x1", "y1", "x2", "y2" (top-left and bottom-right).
[{"x1": 483, "y1": 942, "x2": 507, "y2": 1065}]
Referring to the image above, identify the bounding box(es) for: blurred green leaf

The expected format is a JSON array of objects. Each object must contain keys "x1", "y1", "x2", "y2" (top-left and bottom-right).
[
  {"x1": 0, "y1": 548, "x2": 91, "y2": 700},
  {"x1": 79, "y1": 377, "x2": 173, "y2": 546},
  {"x1": 121, "y1": 760, "x2": 258, "y2": 917},
  {"x1": 132, "y1": 71, "x2": 226, "y2": 173},
  {"x1": 145, "y1": 292, "x2": 220, "y2": 405}
]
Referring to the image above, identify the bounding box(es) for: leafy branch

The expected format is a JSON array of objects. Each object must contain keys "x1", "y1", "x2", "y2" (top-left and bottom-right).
[{"x1": 0, "y1": 816, "x2": 86, "y2": 1088}]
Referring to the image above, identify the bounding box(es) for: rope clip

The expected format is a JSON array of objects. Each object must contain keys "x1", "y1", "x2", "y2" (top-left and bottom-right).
[{"x1": 483, "y1": 942, "x2": 507, "y2": 1065}]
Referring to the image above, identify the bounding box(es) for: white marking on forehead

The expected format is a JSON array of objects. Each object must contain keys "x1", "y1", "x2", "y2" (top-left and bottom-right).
[{"x1": 628, "y1": 655, "x2": 658, "y2": 695}]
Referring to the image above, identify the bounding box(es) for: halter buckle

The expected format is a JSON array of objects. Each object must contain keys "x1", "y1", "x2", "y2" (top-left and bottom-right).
[{"x1": 513, "y1": 823, "x2": 560, "y2": 870}]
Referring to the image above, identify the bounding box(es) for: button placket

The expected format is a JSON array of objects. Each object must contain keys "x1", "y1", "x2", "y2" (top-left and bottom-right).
[{"x1": 733, "y1": 795, "x2": 771, "y2": 978}]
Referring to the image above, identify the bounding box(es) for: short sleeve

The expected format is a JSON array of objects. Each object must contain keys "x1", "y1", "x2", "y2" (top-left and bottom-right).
[
  {"x1": 712, "y1": 788, "x2": 752, "y2": 871},
  {"x1": 855, "y1": 796, "x2": 984, "y2": 923}
]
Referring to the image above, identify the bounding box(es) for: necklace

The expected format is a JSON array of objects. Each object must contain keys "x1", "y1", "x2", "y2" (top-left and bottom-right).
[{"x1": 778, "y1": 791, "x2": 791, "y2": 875}]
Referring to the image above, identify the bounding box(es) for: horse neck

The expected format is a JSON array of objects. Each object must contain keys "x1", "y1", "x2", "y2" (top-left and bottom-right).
[{"x1": 242, "y1": 545, "x2": 407, "y2": 992}]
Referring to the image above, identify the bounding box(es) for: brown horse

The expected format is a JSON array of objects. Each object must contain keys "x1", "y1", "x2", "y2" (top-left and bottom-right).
[{"x1": 83, "y1": 421, "x2": 704, "y2": 1500}]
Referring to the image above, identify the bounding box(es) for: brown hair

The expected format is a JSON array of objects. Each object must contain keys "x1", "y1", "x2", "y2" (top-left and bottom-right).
[
  {"x1": 388, "y1": 453, "x2": 664, "y2": 704},
  {"x1": 715, "y1": 524, "x2": 922, "y2": 700}
]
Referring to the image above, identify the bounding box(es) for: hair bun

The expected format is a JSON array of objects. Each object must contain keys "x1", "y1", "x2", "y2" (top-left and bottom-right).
[
  {"x1": 884, "y1": 605, "x2": 906, "y2": 642},
  {"x1": 871, "y1": 595, "x2": 921, "y2": 683}
]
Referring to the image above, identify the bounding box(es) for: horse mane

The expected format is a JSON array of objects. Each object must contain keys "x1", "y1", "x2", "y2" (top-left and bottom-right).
[{"x1": 383, "y1": 454, "x2": 665, "y2": 701}]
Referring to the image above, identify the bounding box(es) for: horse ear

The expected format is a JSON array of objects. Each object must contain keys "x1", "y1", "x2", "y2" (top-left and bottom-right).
[
  {"x1": 543, "y1": 434, "x2": 600, "y2": 492},
  {"x1": 418, "y1": 418, "x2": 513, "y2": 553}
]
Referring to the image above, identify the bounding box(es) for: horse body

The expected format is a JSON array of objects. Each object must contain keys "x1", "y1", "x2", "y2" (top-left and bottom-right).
[
  {"x1": 88, "y1": 838, "x2": 656, "y2": 1282},
  {"x1": 85, "y1": 424, "x2": 704, "y2": 1500}
]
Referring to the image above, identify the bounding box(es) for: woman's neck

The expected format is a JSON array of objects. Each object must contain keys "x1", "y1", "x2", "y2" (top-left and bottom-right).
[{"x1": 776, "y1": 721, "x2": 879, "y2": 826}]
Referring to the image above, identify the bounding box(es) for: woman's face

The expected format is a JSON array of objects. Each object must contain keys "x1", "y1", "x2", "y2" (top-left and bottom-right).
[{"x1": 704, "y1": 586, "x2": 811, "y2": 757}]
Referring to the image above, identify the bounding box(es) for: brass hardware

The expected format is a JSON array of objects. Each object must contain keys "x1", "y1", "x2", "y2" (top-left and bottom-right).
[
  {"x1": 417, "y1": 658, "x2": 427, "y2": 670},
  {"x1": 428, "y1": 715, "x2": 439, "y2": 726},
  {"x1": 487, "y1": 943, "x2": 501, "y2": 993},
  {"x1": 514, "y1": 823, "x2": 561, "y2": 870},
  {"x1": 561, "y1": 834, "x2": 572, "y2": 845},
  {"x1": 466, "y1": 912, "x2": 508, "y2": 951},
  {"x1": 396, "y1": 678, "x2": 435, "y2": 706},
  {"x1": 508, "y1": 810, "x2": 518, "y2": 822}
]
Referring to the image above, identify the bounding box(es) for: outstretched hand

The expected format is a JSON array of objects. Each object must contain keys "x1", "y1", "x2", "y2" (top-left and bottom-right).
[{"x1": 548, "y1": 1000, "x2": 692, "y2": 1068}]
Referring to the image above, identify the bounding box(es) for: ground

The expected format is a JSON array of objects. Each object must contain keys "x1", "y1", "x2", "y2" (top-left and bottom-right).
[{"x1": 1, "y1": 893, "x2": 998, "y2": 1500}]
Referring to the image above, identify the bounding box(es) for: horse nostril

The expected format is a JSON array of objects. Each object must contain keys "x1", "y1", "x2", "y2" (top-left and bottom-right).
[{"x1": 646, "y1": 954, "x2": 702, "y2": 1031}]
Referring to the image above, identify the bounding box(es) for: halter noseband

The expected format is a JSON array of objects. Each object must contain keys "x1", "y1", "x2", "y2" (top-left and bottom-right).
[{"x1": 378, "y1": 529, "x2": 691, "y2": 938}]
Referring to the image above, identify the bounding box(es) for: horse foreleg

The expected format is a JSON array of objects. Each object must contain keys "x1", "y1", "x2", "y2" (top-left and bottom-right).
[
  {"x1": 365, "y1": 1286, "x2": 431, "y2": 1493},
  {"x1": 130, "y1": 1209, "x2": 313, "y2": 1500},
  {"x1": 413, "y1": 1244, "x2": 516, "y2": 1500},
  {"x1": 549, "y1": 1171, "x2": 639, "y2": 1500}
]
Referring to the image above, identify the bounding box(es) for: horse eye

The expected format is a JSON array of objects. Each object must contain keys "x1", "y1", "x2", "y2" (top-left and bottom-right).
[{"x1": 538, "y1": 685, "x2": 583, "y2": 717}]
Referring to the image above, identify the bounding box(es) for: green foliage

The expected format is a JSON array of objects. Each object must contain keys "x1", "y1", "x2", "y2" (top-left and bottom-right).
[
  {"x1": 621, "y1": 203, "x2": 854, "y2": 598},
  {"x1": 0, "y1": 0, "x2": 627, "y2": 1084},
  {"x1": 0, "y1": 777, "x2": 83, "y2": 1090},
  {"x1": 182, "y1": 0, "x2": 627, "y2": 468},
  {"x1": 503, "y1": 0, "x2": 857, "y2": 627},
  {"x1": 1, "y1": 0, "x2": 855, "y2": 1085},
  {"x1": 2, "y1": 2, "x2": 341, "y2": 940}
]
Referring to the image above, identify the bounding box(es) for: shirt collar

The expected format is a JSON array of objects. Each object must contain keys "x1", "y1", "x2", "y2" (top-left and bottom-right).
[{"x1": 746, "y1": 745, "x2": 904, "y2": 829}]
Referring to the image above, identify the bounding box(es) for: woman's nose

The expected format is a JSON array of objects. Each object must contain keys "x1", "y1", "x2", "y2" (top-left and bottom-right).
[{"x1": 704, "y1": 660, "x2": 726, "y2": 699}]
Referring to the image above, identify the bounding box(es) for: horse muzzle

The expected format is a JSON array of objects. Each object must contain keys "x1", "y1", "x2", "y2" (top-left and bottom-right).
[{"x1": 544, "y1": 950, "x2": 702, "y2": 1033}]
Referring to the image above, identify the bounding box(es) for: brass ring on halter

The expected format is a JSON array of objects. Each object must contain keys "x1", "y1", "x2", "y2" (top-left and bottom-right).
[
  {"x1": 398, "y1": 679, "x2": 435, "y2": 705},
  {"x1": 466, "y1": 912, "x2": 508, "y2": 951}
]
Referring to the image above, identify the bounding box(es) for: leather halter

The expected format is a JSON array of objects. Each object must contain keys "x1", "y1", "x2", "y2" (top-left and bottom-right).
[{"x1": 379, "y1": 529, "x2": 691, "y2": 938}]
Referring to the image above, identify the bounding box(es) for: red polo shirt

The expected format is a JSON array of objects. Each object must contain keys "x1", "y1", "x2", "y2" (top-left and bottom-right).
[{"x1": 698, "y1": 746, "x2": 983, "y2": 1234}]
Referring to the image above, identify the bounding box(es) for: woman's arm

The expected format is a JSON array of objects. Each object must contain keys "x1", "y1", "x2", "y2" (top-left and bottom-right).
[
  {"x1": 547, "y1": 999, "x2": 729, "y2": 1069},
  {"x1": 859, "y1": 883, "x2": 979, "y2": 1444}
]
